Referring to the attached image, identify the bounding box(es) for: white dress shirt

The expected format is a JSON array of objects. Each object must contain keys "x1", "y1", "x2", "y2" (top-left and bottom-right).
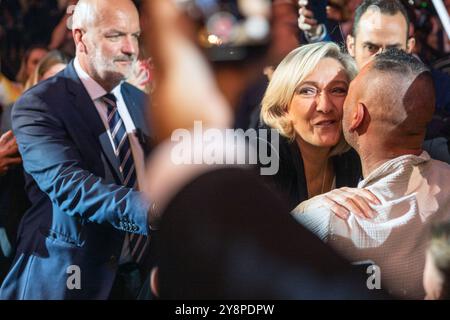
[
  {"x1": 74, "y1": 58, "x2": 146, "y2": 263},
  {"x1": 73, "y1": 58, "x2": 146, "y2": 189},
  {"x1": 293, "y1": 152, "x2": 450, "y2": 299}
]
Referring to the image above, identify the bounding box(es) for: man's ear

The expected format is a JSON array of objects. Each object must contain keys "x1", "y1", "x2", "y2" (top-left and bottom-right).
[
  {"x1": 349, "y1": 102, "x2": 366, "y2": 132},
  {"x1": 73, "y1": 28, "x2": 87, "y2": 53},
  {"x1": 406, "y1": 37, "x2": 416, "y2": 54},
  {"x1": 150, "y1": 267, "x2": 159, "y2": 298},
  {"x1": 346, "y1": 34, "x2": 355, "y2": 57}
]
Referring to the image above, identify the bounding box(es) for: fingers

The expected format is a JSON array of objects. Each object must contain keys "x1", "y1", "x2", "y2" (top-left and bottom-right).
[
  {"x1": 322, "y1": 195, "x2": 349, "y2": 220},
  {"x1": 0, "y1": 131, "x2": 18, "y2": 153},
  {"x1": 324, "y1": 188, "x2": 380, "y2": 220},
  {"x1": 299, "y1": 16, "x2": 318, "y2": 27},
  {"x1": 357, "y1": 188, "x2": 382, "y2": 205},
  {"x1": 298, "y1": 7, "x2": 318, "y2": 32},
  {"x1": 298, "y1": 17, "x2": 318, "y2": 30},
  {"x1": 299, "y1": 7, "x2": 315, "y2": 20},
  {"x1": 0, "y1": 130, "x2": 14, "y2": 145},
  {"x1": 5, "y1": 136, "x2": 17, "y2": 149},
  {"x1": 134, "y1": 66, "x2": 146, "y2": 79},
  {"x1": 342, "y1": 187, "x2": 380, "y2": 205},
  {"x1": 137, "y1": 64, "x2": 150, "y2": 81},
  {"x1": 298, "y1": 0, "x2": 308, "y2": 7},
  {"x1": 0, "y1": 139, "x2": 18, "y2": 155},
  {"x1": 8, "y1": 145, "x2": 19, "y2": 157},
  {"x1": 0, "y1": 156, "x2": 22, "y2": 174},
  {"x1": 341, "y1": 191, "x2": 374, "y2": 219},
  {"x1": 328, "y1": 189, "x2": 368, "y2": 218},
  {"x1": 3, "y1": 156, "x2": 22, "y2": 166},
  {"x1": 0, "y1": 131, "x2": 24, "y2": 173}
]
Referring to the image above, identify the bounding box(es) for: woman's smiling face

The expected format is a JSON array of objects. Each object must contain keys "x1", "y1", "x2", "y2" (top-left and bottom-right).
[{"x1": 288, "y1": 57, "x2": 350, "y2": 148}]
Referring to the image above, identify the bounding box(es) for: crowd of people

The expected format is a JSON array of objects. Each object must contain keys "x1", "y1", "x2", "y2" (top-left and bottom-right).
[{"x1": 0, "y1": 0, "x2": 450, "y2": 300}]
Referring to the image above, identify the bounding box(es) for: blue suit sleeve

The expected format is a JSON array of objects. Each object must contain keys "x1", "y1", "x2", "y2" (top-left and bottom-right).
[{"x1": 12, "y1": 92, "x2": 151, "y2": 236}]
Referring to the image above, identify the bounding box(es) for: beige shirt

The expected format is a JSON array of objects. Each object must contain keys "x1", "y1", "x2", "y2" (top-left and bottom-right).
[{"x1": 293, "y1": 152, "x2": 450, "y2": 299}]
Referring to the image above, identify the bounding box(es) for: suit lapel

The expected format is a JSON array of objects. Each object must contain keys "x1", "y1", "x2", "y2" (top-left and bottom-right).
[
  {"x1": 65, "y1": 62, "x2": 123, "y2": 181},
  {"x1": 121, "y1": 85, "x2": 153, "y2": 157},
  {"x1": 121, "y1": 85, "x2": 147, "y2": 135}
]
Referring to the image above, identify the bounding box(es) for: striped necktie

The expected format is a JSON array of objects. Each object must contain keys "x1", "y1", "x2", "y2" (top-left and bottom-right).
[
  {"x1": 102, "y1": 93, "x2": 136, "y2": 188},
  {"x1": 101, "y1": 93, "x2": 149, "y2": 264}
]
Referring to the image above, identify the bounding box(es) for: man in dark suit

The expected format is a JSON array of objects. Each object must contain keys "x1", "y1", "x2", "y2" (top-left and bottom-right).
[{"x1": 0, "y1": 0, "x2": 157, "y2": 299}]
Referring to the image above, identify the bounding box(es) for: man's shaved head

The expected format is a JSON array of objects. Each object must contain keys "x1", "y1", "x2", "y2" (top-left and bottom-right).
[
  {"x1": 71, "y1": 0, "x2": 98, "y2": 30},
  {"x1": 72, "y1": 0, "x2": 138, "y2": 30},
  {"x1": 343, "y1": 48, "x2": 435, "y2": 153},
  {"x1": 71, "y1": 0, "x2": 140, "y2": 91}
]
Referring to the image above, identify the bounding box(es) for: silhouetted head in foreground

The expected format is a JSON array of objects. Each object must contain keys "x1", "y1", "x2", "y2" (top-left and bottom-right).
[{"x1": 150, "y1": 168, "x2": 384, "y2": 299}]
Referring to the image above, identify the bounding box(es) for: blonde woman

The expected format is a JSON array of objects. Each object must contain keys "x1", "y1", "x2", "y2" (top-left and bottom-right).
[{"x1": 259, "y1": 42, "x2": 378, "y2": 217}]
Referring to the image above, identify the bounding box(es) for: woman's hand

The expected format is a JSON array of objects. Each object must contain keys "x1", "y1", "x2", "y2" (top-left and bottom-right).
[
  {"x1": 297, "y1": 0, "x2": 323, "y2": 38},
  {"x1": 321, "y1": 187, "x2": 381, "y2": 220}
]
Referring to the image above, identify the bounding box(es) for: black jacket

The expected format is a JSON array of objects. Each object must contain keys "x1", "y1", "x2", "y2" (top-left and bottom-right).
[{"x1": 257, "y1": 125, "x2": 362, "y2": 210}]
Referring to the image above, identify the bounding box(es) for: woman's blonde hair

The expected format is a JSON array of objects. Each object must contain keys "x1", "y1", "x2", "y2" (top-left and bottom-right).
[{"x1": 261, "y1": 42, "x2": 357, "y2": 155}]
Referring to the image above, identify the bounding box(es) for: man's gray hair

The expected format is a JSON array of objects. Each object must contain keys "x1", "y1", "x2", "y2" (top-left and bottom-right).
[{"x1": 71, "y1": 0, "x2": 100, "y2": 30}]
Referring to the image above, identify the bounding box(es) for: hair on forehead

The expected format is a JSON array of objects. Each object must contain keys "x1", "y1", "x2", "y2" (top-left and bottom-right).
[
  {"x1": 261, "y1": 42, "x2": 357, "y2": 142},
  {"x1": 352, "y1": 0, "x2": 410, "y2": 37},
  {"x1": 372, "y1": 47, "x2": 430, "y2": 77},
  {"x1": 367, "y1": 48, "x2": 433, "y2": 109}
]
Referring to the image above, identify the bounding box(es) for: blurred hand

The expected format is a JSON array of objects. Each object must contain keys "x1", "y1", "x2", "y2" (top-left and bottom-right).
[
  {"x1": 127, "y1": 59, "x2": 152, "y2": 92},
  {"x1": 0, "y1": 130, "x2": 22, "y2": 175},
  {"x1": 298, "y1": 0, "x2": 323, "y2": 38},
  {"x1": 320, "y1": 187, "x2": 381, "y2": 220},
  {"x1": 144, "y1": 0, "x2": 232, "y2": 143}
]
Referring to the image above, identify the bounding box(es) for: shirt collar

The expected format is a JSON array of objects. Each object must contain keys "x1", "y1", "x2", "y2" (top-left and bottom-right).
[
  {"x1": 73, "y1": 57, "x2": 121, "y2": 100},
  {"x1": 358, "y1": 151, "x2": 430, "y2": 188}
]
